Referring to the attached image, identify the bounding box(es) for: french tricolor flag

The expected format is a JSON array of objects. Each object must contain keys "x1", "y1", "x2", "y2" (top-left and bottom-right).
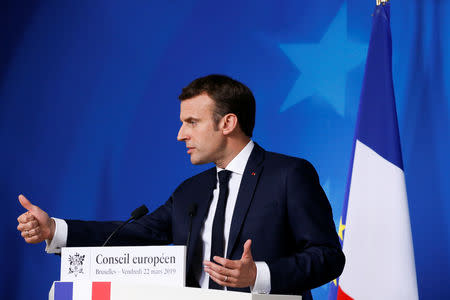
[
  {"x1": 329, "y1": 3, "x2": 419, "y2": 300},
  {"x1": 52, "y1": 281, "x2": 111, "y2": 300}
]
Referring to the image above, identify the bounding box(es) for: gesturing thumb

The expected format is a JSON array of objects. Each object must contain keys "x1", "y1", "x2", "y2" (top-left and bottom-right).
[
  {"x1": 18, "y1": 194, "x2": 45, "y2": 222},
  {"x1": 241, "y1": 239, "x2": 253, "y2": 261},
  {"x1": 18, "y1": 194, "x2": 35, "y2": 212}
]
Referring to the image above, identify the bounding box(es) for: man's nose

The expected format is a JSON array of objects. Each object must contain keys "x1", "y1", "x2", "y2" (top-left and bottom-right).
[{"x1": 177, "y1": 124, "x2": 187, "y2": 141}]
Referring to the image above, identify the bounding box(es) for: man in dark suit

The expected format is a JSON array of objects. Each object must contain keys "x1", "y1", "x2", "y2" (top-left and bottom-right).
[{"x1": 17, "y1": 75, "x2": 344, "y2": 299}]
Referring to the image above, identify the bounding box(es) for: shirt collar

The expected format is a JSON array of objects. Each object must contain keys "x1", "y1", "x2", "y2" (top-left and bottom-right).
[{"x1": 216, "y1": 140, "x2": 254, "y2": 175}]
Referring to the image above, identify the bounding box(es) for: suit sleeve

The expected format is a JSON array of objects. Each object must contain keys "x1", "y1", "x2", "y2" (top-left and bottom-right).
[
  {"x1": 66, "y1": 196, "x2": 173, "y2": 247},
  {"x1": 267, "y1": 160, "x2": 345, "y2": 294}
]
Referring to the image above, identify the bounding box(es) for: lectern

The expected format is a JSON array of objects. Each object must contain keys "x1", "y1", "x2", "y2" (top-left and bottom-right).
[
  {"x1": 49, "y1": 281, "x2": 302, "y2": 300},
  {"x1": 51, "y1": 245, "x2": 301, "y2": 300}
]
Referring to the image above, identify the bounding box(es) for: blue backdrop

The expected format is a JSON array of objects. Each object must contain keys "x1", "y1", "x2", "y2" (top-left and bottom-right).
[{"x1": 1, "y1": 1, "x2": 449, "y2": 299}]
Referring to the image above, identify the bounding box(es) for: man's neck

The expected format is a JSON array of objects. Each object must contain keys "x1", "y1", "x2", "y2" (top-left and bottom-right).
[{"x1": 215, "y1": 137, "x2": 251, "y2": 169}]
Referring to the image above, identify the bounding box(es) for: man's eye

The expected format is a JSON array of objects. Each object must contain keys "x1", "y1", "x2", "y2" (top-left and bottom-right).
[{"x1": 189, "y1": 121, "x2": 197, "y2": 125}]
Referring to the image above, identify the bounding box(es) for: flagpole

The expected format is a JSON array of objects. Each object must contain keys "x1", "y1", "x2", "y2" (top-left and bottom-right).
[{"x1": 376, "y1": 0, "x2": 389, "y2": 6}]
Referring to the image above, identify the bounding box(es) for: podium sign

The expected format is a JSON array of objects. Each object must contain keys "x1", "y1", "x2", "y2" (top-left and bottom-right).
[{"x1": 60, "y1": 245, "x2": 185, "y2": 287}]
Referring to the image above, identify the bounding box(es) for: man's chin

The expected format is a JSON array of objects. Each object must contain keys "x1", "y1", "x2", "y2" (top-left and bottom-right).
[{"x1": 189, "y1": 156, "x2": 210, "y2": 165}]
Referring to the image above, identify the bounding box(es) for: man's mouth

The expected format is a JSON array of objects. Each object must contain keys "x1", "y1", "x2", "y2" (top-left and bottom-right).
[{"x1": 187, "y1": 147, "x2": 195, "y2": 154}]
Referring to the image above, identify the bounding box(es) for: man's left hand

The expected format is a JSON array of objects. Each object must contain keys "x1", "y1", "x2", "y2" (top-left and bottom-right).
[{"x1": 203, "y1": 239, "x2": 257, "y2": 288}]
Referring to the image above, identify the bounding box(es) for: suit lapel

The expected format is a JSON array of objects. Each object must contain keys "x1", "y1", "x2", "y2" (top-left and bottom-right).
[{"x1": 226, "y1": 143, "x2": 265, "y2": 258}]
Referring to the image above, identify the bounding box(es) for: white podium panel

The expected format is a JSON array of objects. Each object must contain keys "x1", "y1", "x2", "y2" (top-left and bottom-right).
[
  {"x1": 49, "y1": 281, "x2": 302, "y2": 300},
  {"x1": 60, "y1": 245, "x2": 185, "y2": 287}
]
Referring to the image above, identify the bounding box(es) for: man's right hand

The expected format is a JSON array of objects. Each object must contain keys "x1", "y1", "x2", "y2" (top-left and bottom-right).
[{"x1": 17, "y1": 194, "x2": 56, "y2": 244}]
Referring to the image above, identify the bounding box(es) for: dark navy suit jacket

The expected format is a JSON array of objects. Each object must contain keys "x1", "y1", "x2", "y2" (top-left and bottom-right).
[{"x1": 66, "y1": 143, "x2": 345, "y2": 299}]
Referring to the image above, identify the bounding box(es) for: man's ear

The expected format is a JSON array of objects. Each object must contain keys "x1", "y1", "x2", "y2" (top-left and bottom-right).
[{"x1": 221, "y1": 113, "x2": 239, "y2": 135}]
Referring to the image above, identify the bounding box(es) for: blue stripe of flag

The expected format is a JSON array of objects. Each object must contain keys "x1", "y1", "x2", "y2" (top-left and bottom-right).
[
  {"x1": 54, "y1": 281, "x2": 73, "y2": 300},
  {"x1": 354, "y1": 3, "x2": 403, "y2": 170}
]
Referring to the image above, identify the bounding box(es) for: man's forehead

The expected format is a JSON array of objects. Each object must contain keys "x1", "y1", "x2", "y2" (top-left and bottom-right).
[{"x1": 179, "y1": 94, "x2": 215, "y2": 118}]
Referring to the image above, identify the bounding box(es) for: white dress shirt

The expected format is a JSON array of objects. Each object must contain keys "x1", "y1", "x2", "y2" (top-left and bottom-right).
[
  {"x1": 46, "y1": 140, "x2": 270, "y2": 293},
  {"x1": 197, "y1": 140, "x2": 270, "y2": 293}
]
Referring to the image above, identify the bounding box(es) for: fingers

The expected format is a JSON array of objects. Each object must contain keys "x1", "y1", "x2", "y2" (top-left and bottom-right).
[
  {"x1": 17, "y1": 219, "x2": 39, "y2": 231},
  {"x1": 204, "y1": 259, "x2": 253, "y2": 288},
  {"x1": 203, "y1": 258, "x2": 245, "y2": 288},
  {"x1": 23, "y1": 234, "x2": 43, "y2": 244},
  {"x1": 20, "y1": 227, "x2": 41, "y2": 238},
  {"x1": 204, "y1": 260, "x2": 239, "y2": 278},
  {"x1": 207, "y1": 267, "x2": 237, "y2": 287},
  {"x1": 20, "y1": 226, "x2": 42, "y2": 243},
  {"x1": 18, "y1": 219, "x2": 40, "y2": 237},
  {"x1": 18, "y1": 194, "x2": 35, "y2": 211},
  {"x1": 17, "y1": 211, "x2": 35, "y2": 223},
  {"x1": 19, "y1": 223, "x2": 45, "y2": 244}
]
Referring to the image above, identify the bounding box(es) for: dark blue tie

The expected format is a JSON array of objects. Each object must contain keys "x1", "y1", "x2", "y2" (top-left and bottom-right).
[{"x1": 209, "y1": 170, "x2": 232, "y2": 289}]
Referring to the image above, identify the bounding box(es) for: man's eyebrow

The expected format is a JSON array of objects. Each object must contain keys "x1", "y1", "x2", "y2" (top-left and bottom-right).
[{"x1": 182, "y1": 117, "x2": 200, "y2": 122}]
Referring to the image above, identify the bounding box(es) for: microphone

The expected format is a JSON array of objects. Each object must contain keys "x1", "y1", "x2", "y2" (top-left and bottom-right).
[
  {"x1": 186, "y1": 203, "x2": 197, "y2": 251},
  {"x1": 102, "y1": 205, "x2": 149, "y2": 247}
]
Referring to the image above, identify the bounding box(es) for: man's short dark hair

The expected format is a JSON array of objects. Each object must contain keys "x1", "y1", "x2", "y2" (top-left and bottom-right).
[{"x1": 178, "y1": 74, "x2": 256, "y2": 138}]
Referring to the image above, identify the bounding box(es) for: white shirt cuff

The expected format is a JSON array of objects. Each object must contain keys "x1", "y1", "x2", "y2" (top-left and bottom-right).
[
  {"x1": 250, "y1": 261, "x2": 271, "y2": 294},
  {"x1": 45, "y1": 218, "x2": 68, "y2": 254}
]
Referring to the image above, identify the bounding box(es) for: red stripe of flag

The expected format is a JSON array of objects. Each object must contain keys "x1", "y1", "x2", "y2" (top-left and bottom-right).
[
  {"x1": 337, "y1": 286, "x2": 354, "y2": 300},
  {"x1": 92, "y1": 282, "x2": 111, "y2": 300}
]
